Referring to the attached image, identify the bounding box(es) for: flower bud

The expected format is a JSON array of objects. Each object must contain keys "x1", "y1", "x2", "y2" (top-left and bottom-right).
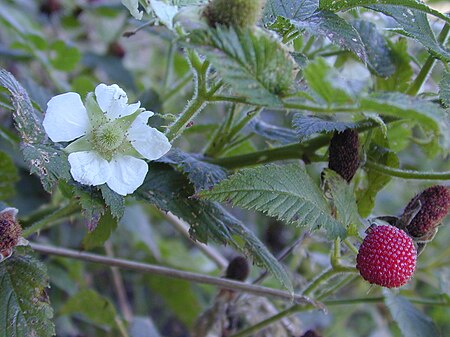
[
  {"x1": 300, "y1": 330, "x2": 323, "y2": 337},
  {"x1": 328, "y1": 129, "x2": 360, "y2": 183},
  {"x1": 402, "y1": 185, "x2": 450, "y2": 239},
  {"x1": 0, "y1": 208, "x2": 22, "y2": 258},
  {"x1": 225, "y1": 256, "x2": 250, "y2": 281},
  {"x1": 203, "y1": 0, "x2": 266, "y2": 28}
]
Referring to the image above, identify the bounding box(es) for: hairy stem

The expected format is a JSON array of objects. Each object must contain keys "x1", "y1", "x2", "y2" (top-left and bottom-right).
[
  {"x1": 364, "y1": 161, "x2": 450, "y2": 180},
  {"x1": 30, "y1": 243, "x2": 318, "y2": 306}
]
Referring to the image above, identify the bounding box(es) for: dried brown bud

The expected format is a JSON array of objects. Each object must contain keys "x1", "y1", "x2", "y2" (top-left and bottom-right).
[
  {"x1": 0, "y1": 208, "x2": 22, "y2": 256},
  {"x1": 328, "y1": 129, "x2": 360, "y2": 183},
  {"x1": 403, "y1": 185, "x2": 450, "y2": 239},
  {"x1": 40, "y1": 0, "x2": 61, "y2": 16},
  {"x1": 225, "y1": 256, "x2": 250, "y2": 281}
]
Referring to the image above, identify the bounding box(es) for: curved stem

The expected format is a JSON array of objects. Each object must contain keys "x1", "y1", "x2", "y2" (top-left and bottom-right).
[
  {"x1": 364, "y1": 161, "x2": 450, "y2": 180},
  {"x1": 30, "y1": 243, "x2": 316, "y2": 305}
]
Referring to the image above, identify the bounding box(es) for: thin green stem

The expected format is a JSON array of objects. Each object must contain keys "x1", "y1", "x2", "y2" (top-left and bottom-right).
[
  {"x1": 365, "y1": 161, "x2": 450, "y2": 180},
  {"x1": 22, "y1": 202, "x2": 81, "y2": 237},
  {"x1": 162, "y1": 72, "x2": 192, "y2": 102},
  {"x1": 228, "y1": 306, "x2": 301, "y2": 337},
  {"x1": 406, "y1": 24, "x2": 450, "y2": 96},
  {"x1": 324, "y1": 297, "x2": 450, "y2": 306}
]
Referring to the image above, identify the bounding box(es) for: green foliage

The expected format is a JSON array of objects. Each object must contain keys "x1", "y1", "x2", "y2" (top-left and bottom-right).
[
  {"x1": 137, "y1": 164, "x2": 293, "y2": 293},
  {"x1": 263, "y1": 0, "x2": 319, "y2": 23},
  {"x1": 0, "y1": 151, "x2": 18, "y2": 200},
  {"x1": 82, "y1": 211, "x2": 118, "y2": 249},
  {"x1": 352, "y1": 20, "x2": 395, "y2": 77},
  {"x1": 49, "y1": 41, "x2": 81, "y2": 71},
  {"x1": 357, "y1": 144, "x2": 399, "y2": 217},
  {"x1": 201, "y1": 164, "x2": 346, "y2": 239},
  {"x1": 384, "y1": 290, "x2": 441, "y2": 337},
  {"x1": 292, "y1": 115, "x2": 357, "y2": 140},
  {"x1": 361, "y1": 92, "x2": 450, "y2": 156},
  {"x1": 187, "y1": 26, "x2": 298, "y2": 105},
  {"x1": 60, "y1": 289, "x2": 117, "y2": 327},
  {"x1": 0, "y1": 247, "x2": 55, "y2": 337},
  {"x1": 161, "y1": 149, "x2": 228, "y2": 191},
  {"x1": 322, "y1": 169, "x2": 363, "y2": 232}
]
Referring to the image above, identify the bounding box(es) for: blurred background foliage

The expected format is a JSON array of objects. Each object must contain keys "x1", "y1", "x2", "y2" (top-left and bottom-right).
[{"x1": 0, "y1": 0, "x2": 449, "y2": 337}]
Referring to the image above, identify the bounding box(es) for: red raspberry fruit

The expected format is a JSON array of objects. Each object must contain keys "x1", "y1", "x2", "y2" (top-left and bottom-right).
[
  {"x1": 403, "y1": 185, "x2": 450, "y2": 239},
  {"x1": 356, "y1": 225, "x2": 416, "y2": 288}
]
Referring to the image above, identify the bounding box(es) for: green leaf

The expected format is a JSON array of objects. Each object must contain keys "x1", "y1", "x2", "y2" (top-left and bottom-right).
[
  {"x1": 82, "y1": 211, "x2": 117, "y2": 249},
  {"x1": 60, "y1": 289, "x2": 117, "y2": 327},
  {"x1": 201, "y1": 164, "x2": 346, "y2": 239},
  {"x1": 361, "y1": 93, "x2": 449, "y2": 156},
  {"x1": 303, "y1": 58, "x2": 364, "y2": 105},
  {"x1": 320, "y1": 0, "x2": 450, "y2": 26},
  {"x1": 0, "y1": 247, "x2": 55, "y2": 337},
  {"x1": 73, "y1": 186, "x2": 105, "y2": 231},
  {"x1": 160, "y1": 149, "x2": 228, "y2": 192},
  {"x1": 263, "y1": 0, "x2": 319, "y2": 24},
  {"x1": 0, "y1": 151, "x2": 19, "y2": 200},
  {"x1": 137, "y1": 164, "x2": 293, "y2": 293},
  {"x1": 368, "y1": 6, "x2": 450, "y2": 62},
  {"x1": 100, "y1": 185, "x2": 125, "y2": 219},
  {"x1": 0, "y1": 69, "x2": 46, "y2": 144},
  {"x1": 296, "y1": 11, "x2": 367, "y2": 63},
  {"x1": 384, "y1": 290, "x2": 441, "y2": 337},
  {"x1": 187, "y1": 27, "x2": 297, "y2": 106},
  {"x1": 249, "y1": 118, "x2": 298, "y2": 144},
  {"x1": 322, "y1": 169, "x2": 363, "y2": 233},
  {"x1": 352, "y1": 20, "x2": 395, "y2": 77},
  {"x1": 292, "y1": 114, "x2": 357, "y2": 140},
  {"x1": 375, "y1": 38, "x2": 413, "y2": 92},
  {"x1": 22, "y1": 143, "x2": 71, "y2": 192},
  {"x1": 357, "y1": 144, "x2": 399, "y2": 217},
  {"x1": 49, "y1": 40, "x2": 81, "y2": 71},
  {"x1": 440, "y1": 72, "x2": 450, "y2": 108}
]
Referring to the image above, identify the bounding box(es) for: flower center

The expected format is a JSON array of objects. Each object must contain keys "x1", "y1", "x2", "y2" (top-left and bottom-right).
[{"x1": 92, "y1": 122, "x2": 126, "y2": 158}]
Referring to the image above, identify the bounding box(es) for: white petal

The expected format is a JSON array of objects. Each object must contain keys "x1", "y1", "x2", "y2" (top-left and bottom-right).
[
  {"x1": 106, "y1": 155, "x2": 148, "y2": 195},
  {"x1": 127, "y1": 112, "x2": 171, "y2": 160},
  {"x1": 43, "y1": 92, "x2": 89, "y2": 142},
  {"x1": 68, "y1": 151, "x2": 111, "y2": 186},
  {"x1": 94, "y1": 83, "x2": 140, "y2": 120},
  {"x1": 121, "y1": 0, "x2": 143, "y2": 20}
]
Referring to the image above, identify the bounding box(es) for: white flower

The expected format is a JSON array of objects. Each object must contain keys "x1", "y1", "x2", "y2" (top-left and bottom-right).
[{"x1": 43, "y1": 83, "x2": 171, "y2": 196}]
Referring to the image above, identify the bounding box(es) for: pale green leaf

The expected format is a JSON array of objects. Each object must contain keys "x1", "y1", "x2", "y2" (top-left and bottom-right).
[
  {"x1": 384, "y1": 290, "x2": 441, "y2": 337},
  {"x1": 296, "y1": 11, "x2": 367, "y2": 63},
  {"x1": 361, "y1": 92, "x2": 449, "y2": 156},
  {"x1": 49, "y1": 41, "x2": 81, "y2": 71},
  {"x1": 304, "y1": 58, "x2": 365, "y2": 105},
  {"x1": 100, "y1": 185, "x2": 125, "y2": 219},
  {"x1": 0, "y1": 247, "x2": 55, "y2": 337},
  {"x1": 0, "y1": 151, "x2": 18, "y2": 200},
  {"x1": 320, "y1": 0, "x2": 450, "y2": 26},
  {"x1": 263, "y1": 0, "x2": 319, "y2": 24},
  {"x1": 160, "y1": 149, "x2": 228, "y2": 192},
  {"x1": 137, "y1": 164, "x2": 293, "y2": 293},
  {"x1": 60, "y1": 289, "x2": 117, "y2": 327},
  {"x1": 292, "y1": 114, "x2": 357, "y2": 140},
  {"x1": 352, "y1": 20, "x2": 395, "y2": 77},
  {"x1": 187, "y1": 27, "x2": 297, "y2": 106},
  {"x1": 322, "y1": 169, "x2": 363, "y2": 232},
  {"x1": 375, "y1": 38, "x2": 413, "y2": 92},
  {"x1": 82, "y1": 211, "x2": 117, "y2": 249},
  {"x1": 201, "y1": 164, "x2": 346, "y2": 239},
  {"x1": 368, "y1": 6, "x2": 450, "y2": 62},
  {"x1": 357, "y1": 144, "x2": 399, "y2": 217}
]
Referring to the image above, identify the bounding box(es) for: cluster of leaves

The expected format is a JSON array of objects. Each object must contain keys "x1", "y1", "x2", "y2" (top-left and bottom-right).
[{"x1": 0, "y1": 0, "x2": 450, "y2": 336}]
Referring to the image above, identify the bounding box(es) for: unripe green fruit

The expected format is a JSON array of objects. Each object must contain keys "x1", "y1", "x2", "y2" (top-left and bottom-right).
[{"x1": 204, "y1": 0, "x2": 266, "y2": 28}]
